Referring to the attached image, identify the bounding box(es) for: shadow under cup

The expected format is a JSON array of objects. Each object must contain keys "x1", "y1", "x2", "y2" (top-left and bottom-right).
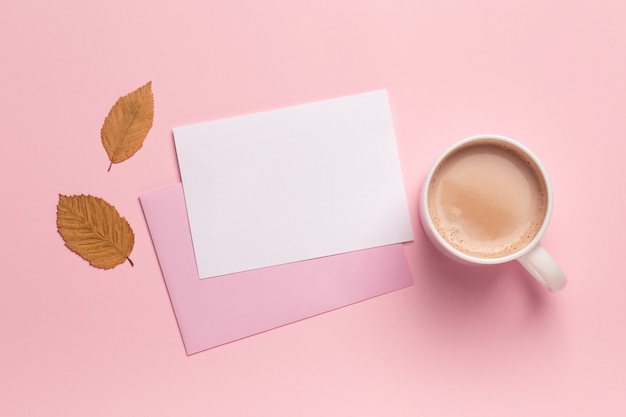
[{"x1": 419, "y1": 135, "x2": 566, "y2": 292}]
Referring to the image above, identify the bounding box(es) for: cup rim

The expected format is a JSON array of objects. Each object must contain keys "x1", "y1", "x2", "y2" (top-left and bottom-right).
[{"x1": 420, "y1": 134, "x2": 554, "y2": 264}]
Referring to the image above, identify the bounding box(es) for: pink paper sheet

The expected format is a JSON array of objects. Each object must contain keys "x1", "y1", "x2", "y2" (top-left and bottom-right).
[{"x1": 140, "y1": 183, "x2": 414, "y2": 354}]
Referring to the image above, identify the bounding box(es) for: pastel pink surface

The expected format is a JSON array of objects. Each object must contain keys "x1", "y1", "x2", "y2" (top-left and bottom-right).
[
  {"x1": 139, "y1": 183, "x2": 413, "y2": 354},
  {"x1": 2, "y1": 0, "x2": 626, "y2": 416}
]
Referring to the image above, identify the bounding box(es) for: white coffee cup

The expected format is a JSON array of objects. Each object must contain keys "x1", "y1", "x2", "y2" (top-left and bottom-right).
[{"x1": 419, "y1": 134, "x2": 566, "y2": 292}]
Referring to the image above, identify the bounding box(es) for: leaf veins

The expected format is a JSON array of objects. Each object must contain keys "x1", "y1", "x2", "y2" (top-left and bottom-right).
[
  {"x1": 101, "y1": 81, "x2": 154, "y2": 171},
  {"x1": 56, "y1": 194, "x2": 135, "y2": 269}
]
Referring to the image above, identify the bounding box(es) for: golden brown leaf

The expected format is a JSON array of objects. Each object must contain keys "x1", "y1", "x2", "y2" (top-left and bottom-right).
[
  {"x1": 56, "y1": 194, "x2": 135, "y2": 269},
  {"x1": 101, "y1": 81, "x2": 154, "y2": 171}
]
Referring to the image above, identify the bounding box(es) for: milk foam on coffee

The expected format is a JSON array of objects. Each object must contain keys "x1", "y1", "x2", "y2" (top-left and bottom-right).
[{"x1": 427, "y1": 141, "x2": 547, "y2": 258}]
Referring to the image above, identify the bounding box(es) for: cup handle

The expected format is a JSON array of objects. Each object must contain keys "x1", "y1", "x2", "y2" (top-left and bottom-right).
[{"x1": 517, "y1": 244, "x2": 567, "y2": 292}]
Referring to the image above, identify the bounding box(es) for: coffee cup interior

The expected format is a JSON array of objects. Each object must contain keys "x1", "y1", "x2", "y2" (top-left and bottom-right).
[{"x1": 420, "y1": 135, "x2": 553, "y2": 264}]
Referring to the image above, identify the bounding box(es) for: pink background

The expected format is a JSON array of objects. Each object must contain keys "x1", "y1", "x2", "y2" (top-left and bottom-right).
[{"x1": 1, "y1": 0, "x2": 624, "y2": 415}]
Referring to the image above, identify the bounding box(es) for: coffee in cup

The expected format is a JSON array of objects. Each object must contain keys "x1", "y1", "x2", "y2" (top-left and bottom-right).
[{"x1": 419, "y1": 135, "x2": 566, "y2": 292}]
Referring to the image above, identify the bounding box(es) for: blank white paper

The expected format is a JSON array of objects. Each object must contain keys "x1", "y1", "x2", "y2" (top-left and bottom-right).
[{"x1": 174, "y1": 90, "x2": 414, "y2": 279}]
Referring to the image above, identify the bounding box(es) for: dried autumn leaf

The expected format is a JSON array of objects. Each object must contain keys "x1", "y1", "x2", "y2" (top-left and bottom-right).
[
  {"x1": 101, "y1": 81, "x2": 154, "y2": 171},
  {"x1": 56, "y1": 194, "x2": 135, "y2": 269}
]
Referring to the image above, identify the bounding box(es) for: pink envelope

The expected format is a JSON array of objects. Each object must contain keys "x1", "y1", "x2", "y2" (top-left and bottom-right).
[{"x1": 140, "y1": 183, "x2": 414, "y2": 355}]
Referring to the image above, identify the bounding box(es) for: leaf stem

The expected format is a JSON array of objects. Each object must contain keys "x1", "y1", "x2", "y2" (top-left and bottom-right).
[
  {"x1": 107, "y1": 161, "x2": 113, "y2": 172},
  {"x1": 127, "y1": 257, "x2": 134, "y2": 267}
]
